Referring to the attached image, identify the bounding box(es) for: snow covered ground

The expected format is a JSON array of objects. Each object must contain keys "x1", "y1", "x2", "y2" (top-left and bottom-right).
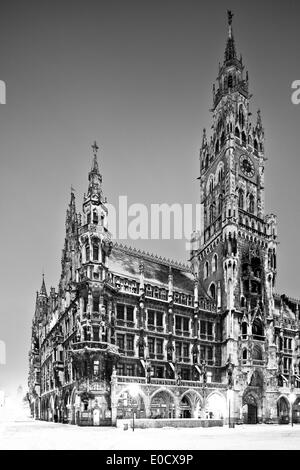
[{"x1": 0, "y1": 403, "x2": 299, "y2": 450}]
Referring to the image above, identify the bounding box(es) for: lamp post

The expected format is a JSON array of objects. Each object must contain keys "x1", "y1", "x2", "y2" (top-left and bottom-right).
[
  {"x1": 289, "y1": 391, "x2": 296, "y2": 427},
  {"x1": 128, "y1": 383, "x2": 140, "y2": 432}
]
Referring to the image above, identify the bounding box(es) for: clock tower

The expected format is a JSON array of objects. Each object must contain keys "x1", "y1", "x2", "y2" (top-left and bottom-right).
[{"x1": 190, "y1": 11, "x2": 278, "y2": 392}]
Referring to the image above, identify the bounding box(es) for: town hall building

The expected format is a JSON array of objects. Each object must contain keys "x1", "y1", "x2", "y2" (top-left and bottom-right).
[{"x1": 28, "y1": 12, "x2": 300, "y2": 427}]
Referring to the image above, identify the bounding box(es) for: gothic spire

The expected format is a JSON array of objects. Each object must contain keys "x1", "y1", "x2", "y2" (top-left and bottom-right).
[
  {"x1": 87, "y1": 140, "x2": 103, "y2": 199},
  {"x1": 224, "y1": 10, "x2": 237, "y2": 63},
  {"x1": 40, "y1": 274, "x2": 47, "y2": 297}
]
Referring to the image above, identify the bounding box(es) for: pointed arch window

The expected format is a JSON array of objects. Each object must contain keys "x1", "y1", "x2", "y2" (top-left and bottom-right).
[
  {"x1": 85, "y1": 243, "x2": 90, "y2": 262},
  {"x1": 235, "y1": 127, "x2": 240, "y2": 138},
  {"x1": 209, "y1": 205, "x2": 214, "y2": 224},
  {"x1": 242, "y1": 131, "x2": 246, "y2": 147},
  {"x1": 238, "y1": 105, "x2": 245, "y2": 128},
  {"x1": 212, "y1": 254, "x2": 218, "y2": 273},
  {"x1": 93, "y1": 210, "x2": 98, "y2": 224},
  {"x1": 209, "y1": 283, "x2": 216, "y2": 300},
  {"x1": 228, "y1": 74, "x2": 233, "y2": 89},
  {"x1": 204, "y1": 261, "x2": 209, "y2": 279},
  {"x1": 218, "y1": 194, "x2": 223, "y2": 214},
  {"x1": 93, "y1": 242, "x2": 99, "y2": 261},
  {"x1": 249, "y1": 194, "x2": 255, "y2": 214},
  {"x1": 238, "y1": 189, "x2": 244, "y2": 209},
  {"x1": 218, "y1": 167, "x2": 224, "y2": 183},
  {"x1": 254, "y1": 139, "x2": 258, "y2": 152},
  {"x1": 209, "y1": 178, "x2": 214, "y2": 193},
  {"x1": 221, "y1": 132, "x2": 225, "y2": 148}
]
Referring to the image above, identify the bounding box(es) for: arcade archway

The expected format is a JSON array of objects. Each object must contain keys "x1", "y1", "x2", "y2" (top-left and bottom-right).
[
  {"x1": 242, "y1": 393, "x2": 258, "y2": 424},
  {"x1": 150, "y1": 390, "x2": 176, "y2": 419},
  {"x1": 206, "y1": 393, "x2": 226, "y2": 420},
  {"x1": 277, "y1": 396, "x2": 290, "y2": 424}
]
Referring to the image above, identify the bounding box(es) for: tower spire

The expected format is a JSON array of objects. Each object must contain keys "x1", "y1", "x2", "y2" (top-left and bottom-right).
[
  {"x1": 40, "y1": 273, "x2": 47, "y2": 297},
  {"x1": 87, "y1": 140, "x2": 103, "y2": 199},
  {"x1": 225, "y1": 10, "x2": 236, "y2": 62}
]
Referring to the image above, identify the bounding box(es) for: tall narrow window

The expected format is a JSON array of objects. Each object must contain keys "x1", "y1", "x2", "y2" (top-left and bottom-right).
[
  {"x1": 204, "y1": 261, "x2": 209, "y2": 279},
  {"x1": 209, "y1": 283, "x2": 216, "y2": 300},
  {"x1": 213, "y1": 254, "x2": 218, "y2": 272},
  {"x1": 93, "y1": 243, "x2": 99, "y2": 261},
  {"x1": 85, "y1": 243, "x2": 90, "y2": 262},
  {"x1": 93, "y1": 210, "x2": 98, "y2": 224},
  {"x1": 238, "y1": 189, "x2": 244, "y2": 209},
  {"x1": 249, "y1": 195, "x2": 255, "y2": 214},
  {"x1": 87, "y1": 212, "x2": 91, "y2": 224}
]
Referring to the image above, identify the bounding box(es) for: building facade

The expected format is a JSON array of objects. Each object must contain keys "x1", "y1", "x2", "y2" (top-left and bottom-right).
[{"x1": 28, "y1": 12, "x2": 300, "y2": 426}]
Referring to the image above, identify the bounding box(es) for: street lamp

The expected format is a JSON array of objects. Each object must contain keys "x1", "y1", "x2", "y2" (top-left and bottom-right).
[
  {"x1": 128, "y1": 384, "x2": 140, "y2": 432},
  {"x1": 289, "y1": 391, "x2": 296, "y2": 427}
]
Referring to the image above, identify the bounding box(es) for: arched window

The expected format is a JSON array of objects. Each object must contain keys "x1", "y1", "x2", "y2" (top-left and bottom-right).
[
  {"x1": 93, "y1": 243, "x2": 99, "y2": 261},
  {"x1": 238, "y1": 105, "x2": 245, "y2": 128},
  {"x1": 228, "y1": 74, "x2": 233, "y2": 89},
  {"x1": 209, "y1": 178, "x2": 214, "y2": 193},
  {"x1": 218, "y1": 194, "x2": 223, "y2": 214},
  {"x1": 93, "y1": 210, "x2": 98, "y2": 224},
  {"x1": 215, "y1": 140, "x2": 219, "y2": 154},
  {"x1": 252, "y1": 318, "x2": 264, "y2": 338},
  {"x1": 205, "y1": 155, "x2": 209, "y2": 169},
  {"x1": 235, "y1": 127, "x2": 240, "y2": 138},
  {"x1": 221, "y1": 132, "x2": 225, "y2": 148},
  {"x1": 102, "y1": 250, "x2": 106, "y2": 265},
  {"x1": 204, "y1": 261, "x2": 209, "y2": 279},
  {"x1": 209, "y1": 205, "x2": 214, "y2": 224},
  {"x1": 209, "y1": 283, "x2": 216, "y2": 300},
  {"x1": 85, "y1": 243, "x2": 90, "y2": 262},
  {"x1": 218, "y1": 167, "x2": 224, "y2": 183},
  {"x1": 249, "y1": 194, "x2": 255, "y2": 214},
  {"x1": 248, "y1": 135, "x2": 252, "y2": 146},
  {"x1": 242, "y1": 349, "x2": 247, "y2": 360},
  {"x1": 87, "y1": 212, "x2": 91, "y2": 225},
  {"x1": 212, "y1": 254, "x2": 218, "y2": 272},
  {"x1": 254, "y1": 139, "x2": 258, "y2": 152},
  {"x1": 242, "y1": 131, "x2": 246, "y2": 147},
  {"x1": 242, "y1": 322, "x2": 247, "y2": 336},
  {"x1": 238, "y1": 189, "x2": 244, "y2": 209}
]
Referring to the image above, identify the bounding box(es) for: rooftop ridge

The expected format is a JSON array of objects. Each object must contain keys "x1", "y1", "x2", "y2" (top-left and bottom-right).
[
  {"x1": 274, "y1": 292, "x2": 300, "y2": 305},
  {"x1": 113, "y1": 242, "x2": 192, "y2": 272}
]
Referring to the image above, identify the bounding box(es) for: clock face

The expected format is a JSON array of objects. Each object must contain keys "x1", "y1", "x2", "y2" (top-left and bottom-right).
[{"x1": 240, "y1": 154, "x2": 255, "y2": 178}]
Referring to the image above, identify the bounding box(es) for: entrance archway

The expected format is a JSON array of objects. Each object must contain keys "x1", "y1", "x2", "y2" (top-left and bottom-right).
[
  {"x1": 243, "y1": 393, "x2": 258, "y2": 424},
  {"x1": 206, "y1": 393, "x2": 226, "y2": 420},
  {"x1": 179, "y1": 395, "x2": 192, "y2": 418},
  {"x1": 180, "y1": 391, "x2": 202, "y2": 418},
  {"x1": 150, "y1": 390, "x2": 176, "y2": 419},
  {"x1": 277, "y1": 396, "x2": 290, "y2": 424}
]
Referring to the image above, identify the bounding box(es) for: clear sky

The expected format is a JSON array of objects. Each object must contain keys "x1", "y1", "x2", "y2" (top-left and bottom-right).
[{"x1": 0, "y1": 0, "x2": 299, "y2": 394}]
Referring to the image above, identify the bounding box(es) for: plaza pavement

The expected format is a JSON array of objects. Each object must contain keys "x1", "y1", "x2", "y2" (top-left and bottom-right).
[{"x1": 0, "y1": 405, "x2": 300, "y2": 450}]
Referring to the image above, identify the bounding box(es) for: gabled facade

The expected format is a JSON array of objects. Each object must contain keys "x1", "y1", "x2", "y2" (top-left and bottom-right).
[{"x1": 28, "y1": 12, "x2": 300, "y2": 427}]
